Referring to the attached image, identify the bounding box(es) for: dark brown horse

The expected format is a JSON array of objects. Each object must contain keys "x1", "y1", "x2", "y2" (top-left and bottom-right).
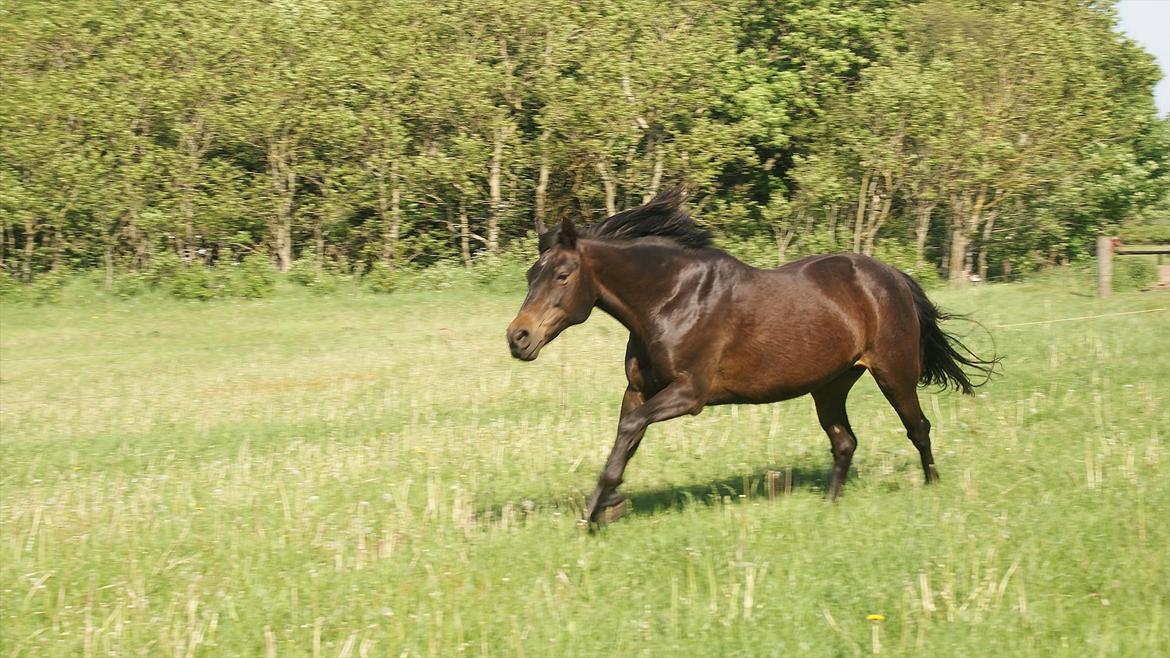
[{"x1": 507, "y1": 189, "x2": 997, "y2": 524}]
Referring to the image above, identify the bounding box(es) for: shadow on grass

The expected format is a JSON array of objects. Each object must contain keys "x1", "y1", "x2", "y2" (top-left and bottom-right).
[
  {"x1": 623, "y1": 464, "x2": 835, "y2": 518},
  {"x1": 476, "y1": 463, "x2": 846, "y2": 525}
]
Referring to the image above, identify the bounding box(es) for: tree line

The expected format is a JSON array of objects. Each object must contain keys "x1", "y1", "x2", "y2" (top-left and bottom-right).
[{"x1": 2, "y1": 0, "x2": 1167, "y2": 287}]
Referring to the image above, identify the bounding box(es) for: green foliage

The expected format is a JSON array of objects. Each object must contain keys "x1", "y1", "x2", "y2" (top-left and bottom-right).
[
  {"x1": 791, "y1": 228, "x2": 846, "y2": 259},
  {"x1": 27, "y1": 270, "x2": 68, "y2": 304},
  {"x1": 393, "y1": 261, "x2": 472, "y2": 293},
  {"x1": 873, "y1": 241, "x2": 942, "y2": 288},
  {"x1": 364, "y1": 262, "x2": 397, "y2": 294},
  {"x1": 237, "y1": 254, "x2": 277, "y2": 299},
  {"x1": 1114, "y1": 256, "x2": 1158, "y2": 291},
  {"x1": 287, "y1": 253, "x2": 321, "y2": 287},
  {"x1": 718, "y1": 235, "x2": 779, "y2": 269},
  {"x1": 0, "y1": 0, "x2": 1165, "y2": 284},
  {"x1": 1118, "y1": 223, "x2": 1170, "y2": 245},
  {"x1": 470, "y1": 255, "x2": 508, "y2": 287},
  {"x1": 472, "y1": 252, "x2": 530, "y2": 293},
  {"x1": 148, "y1": 253, "x2": 184, "y2": 288},
  {"x1": 287, "y1": 252, "x2": 350, "y2": 295},
  {"x1": 112, "y1": 271, "x2": 150, "y2": 299},
  {"x1": 0, "y1": 272, "x2": 24, "y2": 302},
  {"x1": 169, "y1": 263, "x2": 219, "y2": 301}
]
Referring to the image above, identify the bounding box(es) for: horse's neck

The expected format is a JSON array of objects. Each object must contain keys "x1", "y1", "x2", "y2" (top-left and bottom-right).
[{"x1": 582, "y1": 240, "x2": 680, "y2": 340}]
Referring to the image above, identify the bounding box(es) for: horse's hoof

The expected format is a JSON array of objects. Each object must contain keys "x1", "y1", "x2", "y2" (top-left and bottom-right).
[
  {"x1": 927, "y1": 464, "x2": 941, "y2": 483},
  {"x1": 601, "y1": 498, "x2": 628, "y2": 523}
]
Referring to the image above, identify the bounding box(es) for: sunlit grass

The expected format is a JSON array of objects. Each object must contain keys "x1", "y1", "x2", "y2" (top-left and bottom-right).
[{"x1": 1, "y1": 275, "x2": 1168, "y2": 657}]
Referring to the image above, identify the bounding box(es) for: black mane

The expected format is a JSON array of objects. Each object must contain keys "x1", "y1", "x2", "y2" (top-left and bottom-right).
[{"x1": 582, "y1": 187, "x2": 712, "y2": 249}]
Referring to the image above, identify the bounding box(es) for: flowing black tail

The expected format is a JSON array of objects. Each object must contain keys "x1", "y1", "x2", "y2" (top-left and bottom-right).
[{"x1": 900, "y1": 272, "x2": 1001, "y2": 395}]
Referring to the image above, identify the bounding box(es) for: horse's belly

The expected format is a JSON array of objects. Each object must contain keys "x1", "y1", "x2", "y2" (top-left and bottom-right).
[
  {"x1": 708, "y1": 342, "x2": 860, "y2": 405},
  {"x1": 709, "y1": 374, "x2": 836, "y2": 405}
]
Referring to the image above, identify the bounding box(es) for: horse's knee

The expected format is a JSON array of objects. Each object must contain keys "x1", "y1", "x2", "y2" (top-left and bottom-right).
[
  {"x1": 828, "y1": 427, "x2": 856, "y2": 460},
  {"x1": 618, "y1": 416, "x2": 645, "y2": 436},
  {"x1": 907, "y1": 419, "x2": 932, "y2": 448},
  {"x1": 599, "y1": 466, "x2": 624, "y2": 489}
]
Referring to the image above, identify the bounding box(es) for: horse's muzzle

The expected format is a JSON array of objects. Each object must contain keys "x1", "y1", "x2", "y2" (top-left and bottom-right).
[{"x1": 507, "y1": 326, "x2": 540, "y2": 361}]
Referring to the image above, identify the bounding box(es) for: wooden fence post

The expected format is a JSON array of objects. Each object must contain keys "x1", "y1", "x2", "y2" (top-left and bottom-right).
[{"x1": 1097, "y1": 236, "x2": 1113, "y2": 298}]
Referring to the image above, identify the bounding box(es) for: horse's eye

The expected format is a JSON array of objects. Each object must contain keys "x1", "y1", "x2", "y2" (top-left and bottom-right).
[{"x1": 556, "y1": 272, "x2": 570, "y2": 283}]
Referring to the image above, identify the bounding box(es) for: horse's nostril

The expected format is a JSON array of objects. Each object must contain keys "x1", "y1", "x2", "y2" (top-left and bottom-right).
[{"x1": 514, "y1": 329, "x2": 530, "y2": 345}]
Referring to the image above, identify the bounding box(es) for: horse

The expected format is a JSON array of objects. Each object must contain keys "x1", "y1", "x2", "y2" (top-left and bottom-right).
[{"x1": 506, "y1": 188, "x2": 998, "y2": 525}]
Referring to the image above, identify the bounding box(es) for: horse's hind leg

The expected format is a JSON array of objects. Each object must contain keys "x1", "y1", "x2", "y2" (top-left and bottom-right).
[
  {"x1": 811, "y1": 367, "x2": 865, "y2": 500},
  {"x1": 869, "y1": 365, "x2": 939, "y2": 484}
]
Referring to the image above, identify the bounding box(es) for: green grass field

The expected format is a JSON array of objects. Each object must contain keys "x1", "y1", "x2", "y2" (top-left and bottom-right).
[{"x1": 2, "y1": 275, "x2": 1168, "y2": 657}]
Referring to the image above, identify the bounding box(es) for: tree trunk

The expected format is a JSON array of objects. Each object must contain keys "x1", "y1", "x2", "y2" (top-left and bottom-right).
[
  {"x1": 948, "y1": 224, "x2": 967, "y2": 284},
  {"x1": 389, "y1": 161, "x2": 401, "y2": 266},
  {"x1": 977, "y1": 209, "x2": 997, "y2": 281},
  {"x1": 266, "y1": 138, "x2": 296, "y2": 272},
  {"x1": 375, "y1": 163, "x2": 400, "y2": 269},
  {"x1": 128, "y1": 222, "x2": 148, "y2": 270},
  {"x1": 862, "y1": 172, "x2": 893, "y2": 256},
  {"x1": 852, "y1": 172, "x2": 872, "y2": 253},
  {"x1": 534, "y1": 129, "x2": 550, "y2": 232},
  {"x1": 459, "y1": 197, "x2": 472, "y2": 268},
  {"x1": 773, "y1": 211, "x2": 806, "y2": 265},
  {"x1": 643, "y1": 133, "x2": 663, "y2": 203},
  {"x1": 597, "y1": 158, "x2": 617, "y2": 217},
  {"x1": 49, "y1": 223, "x2": 62, "y2": 273},
  {"x1": 487, "y1": 124, "x2": 513, "y2": 255},
  {"x1": 947, "y1": 186, "x2": 987, "y2": 284},
  {"x1": 21, "y1": 220, "x2": 36, "y2": 281},
  {"x1": 313, "y1": 221, "x2": 324, "y2": 271},
  {"x1": 103, "y1": 242, "x2": 114, "y2": 290},
  {"x1": 914, "y1": 201, "x2": 936, "y2": 267}
]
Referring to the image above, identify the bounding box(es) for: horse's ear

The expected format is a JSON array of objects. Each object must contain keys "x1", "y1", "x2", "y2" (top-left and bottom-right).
[
  {"x1": 537, "y1": 231, "x2": 556, "y2": 253},
  {"x1": 557, "y1": 217, "x2": 578, "y2": 249}
]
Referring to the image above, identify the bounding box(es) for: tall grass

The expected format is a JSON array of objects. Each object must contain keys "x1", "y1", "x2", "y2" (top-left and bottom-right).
[{"x1": 1, "y1": 276, "x2": 1167, "y2": 657}]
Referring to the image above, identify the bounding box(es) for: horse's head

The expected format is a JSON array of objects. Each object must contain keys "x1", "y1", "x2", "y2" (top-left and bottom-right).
[{"x1": 507, "y1": 217, "x2": 596, "y2": 361}]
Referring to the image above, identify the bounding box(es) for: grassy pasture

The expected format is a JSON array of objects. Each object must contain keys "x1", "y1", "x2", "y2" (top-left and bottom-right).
[{"x1": 1, "y1": 275, "x2": 1168, "y2": 657}]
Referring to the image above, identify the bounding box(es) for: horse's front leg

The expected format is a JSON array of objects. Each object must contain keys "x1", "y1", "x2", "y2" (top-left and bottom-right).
[
  {"x1": 583, "y1": 388, "x2": 644, "y2": 522},
  {"x1": 585, "y1": 378, "x2": 705, "y2": 524}
]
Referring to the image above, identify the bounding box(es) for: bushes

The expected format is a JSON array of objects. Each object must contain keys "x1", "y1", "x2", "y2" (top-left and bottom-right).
[
  {"x1": 0, "y1": 270, "x2": 69, "y2": 304},
  {"x1": 363, "y1": 245, "x2": 530, "y2": 295},
  {"x1": 237, "y1": 254, "x2": 277, "y2": 298},
  {"x1": 28, "y1": 270, "x2": 68, "y2": 304},
  {"x1": 168, "y1": 262, "x2": 219, "y2": 300},
  {"x1": 287, "y1": 251, "x2": 321, "y2": 287},
  {"x1": 142, "y1": 252, "x2": 278, "y2": 300},
  {"x1": 365, "y1": 262, "x2": 396, "y2": 294},
  {"x1": 112, "y1": 271, "x2": 150, "y2": 299},
  {"x1": 287, "y1": 249, "x2": 349, "y2": 294},
  {"x1": 158, "y1": 253, "x2": 278, "y2": 300},
  {"x1": 149, "y1": 252, "x2": 184, "y2": 287},
  {"x1": 29, "y1": 238, "x2": 1162, "y2": 306},
  {"x1": 1114, "y1": 257, "x2": 1157, "y2": 291},
  {"x1": 0, "y1": 271, "x2": 26, "y2": 302},
  {"x1": 872, "y1": 241, "x2": 942, "y2": 288},
  {"x1": 1118, "y1": 223, "x2": 1170, "y2": 245},
  {"x1": 718, "y1": 235, "x2": 779, "y2": 269},
  {"x1": 390, "y1": 260, "x2": 468, "y2": 292}
]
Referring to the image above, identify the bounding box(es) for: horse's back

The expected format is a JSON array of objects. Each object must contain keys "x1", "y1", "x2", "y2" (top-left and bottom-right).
[{"x1": 707, "y1": 253, "x2": 918, "y2": 404}]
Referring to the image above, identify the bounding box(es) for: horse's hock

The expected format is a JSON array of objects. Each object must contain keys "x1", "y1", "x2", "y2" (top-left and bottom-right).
[{"x1": 1096, "y1": 236, "x2": 1170, "y2": 297}]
